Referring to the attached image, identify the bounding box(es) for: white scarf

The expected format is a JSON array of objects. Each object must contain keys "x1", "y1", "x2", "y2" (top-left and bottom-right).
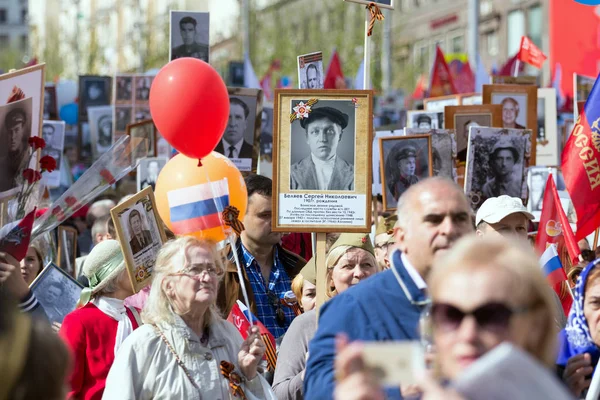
[{"x1": 93, "y1": 297, "x2": 134, "y2": 356}]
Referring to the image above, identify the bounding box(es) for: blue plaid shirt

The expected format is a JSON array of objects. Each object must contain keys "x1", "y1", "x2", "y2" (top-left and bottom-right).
[{"x1": 242, "y1": 244, "x2": 295, "y2": 338}]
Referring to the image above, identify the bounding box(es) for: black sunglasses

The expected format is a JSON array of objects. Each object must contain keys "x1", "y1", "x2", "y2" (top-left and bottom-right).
[{"x1": 430, "y1": 302, "x2": 527, "y2": 333}]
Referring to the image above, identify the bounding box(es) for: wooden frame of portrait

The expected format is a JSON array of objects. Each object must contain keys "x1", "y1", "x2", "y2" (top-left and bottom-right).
[
  {"x1": 491, "y1": 76, "x2": 538, "y2": 86},
  {"x1": 482, "y1": 83, "x2": 538, "y2": 164},
  {"x1": 30, "y1": 262, "x2": 84, "y2": 323},
  {"x1": 536, "y1": 88, "x2": 559, "y2": 167},
  {"x1": 272, "y1": 89, "x2": 373, "y2": 233},
  {"x1": 404, "y1": 128, "x2": 457, "y2": 182},
  {"x1": 379, "y1": 134, "x2": 433, "y2": 212},
  {"x1": 110, "y1": 186, "x2": 167, "y2": 293},
  {"x1": 343, "y1": 0, "x2": 394, "y2": 9},
  {"x1": 423, "y1": 94, "x2": 461, "y2": 112},
  {"x1": 574, "y1": 73, "x2": 595, "y2": 121},
  {"x1": 126, "y1": 118, "x2": 156, "y2": 158},
  {"x1": 57, "y1": 225, "x2": 78, "y2": 278}
]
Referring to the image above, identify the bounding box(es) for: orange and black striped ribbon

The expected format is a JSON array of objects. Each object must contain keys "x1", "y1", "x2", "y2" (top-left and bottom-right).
[
  {"x1": 261, "y1": 333, "x2": 278, "y2": 371},
  {"x1": 366, "y1": 2, "x2": 385, "y2": 37},
  {"x1": 222, "y1": 206, "x2": 245, "y2": 235},
  {"x1": 281, "y1": 298, "x2": 303, "y2": 316},
  {"x1": 219, "y1": 361, "x2": 247, "y2": 399}
]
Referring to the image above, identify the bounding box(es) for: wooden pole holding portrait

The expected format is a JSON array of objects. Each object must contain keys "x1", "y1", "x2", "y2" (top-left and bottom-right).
[{"x1": 315, "y1": 232, "x2": 327, "y2": 317}]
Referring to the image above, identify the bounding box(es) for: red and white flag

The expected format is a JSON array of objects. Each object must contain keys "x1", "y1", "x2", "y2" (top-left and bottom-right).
[
  {"x1": 517, "y1": 36, "x2": 547, "y2": 69},
  {"x1": 0, "y1": 209, "x2": 36, "y2": 261}
]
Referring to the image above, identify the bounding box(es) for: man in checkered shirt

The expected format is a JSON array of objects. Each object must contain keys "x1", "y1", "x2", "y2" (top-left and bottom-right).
[{"x1": 217, "y1": 174, "x2": 306, "y2": 338}]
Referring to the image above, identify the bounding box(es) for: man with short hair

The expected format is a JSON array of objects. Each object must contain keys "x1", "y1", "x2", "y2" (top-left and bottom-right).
[
  {"x1": 501, "y1": 97, "x2": 526, "y2": 129},
  {"x1": 482, "y1": 138, "x2": 521, "y2": 198},
  {"x1": 217, "y1": 174, "x2": 305, "y2": 338},
  {"x1": 140, "y1": 160, "x2": 160, "y2": 191},
  {"x1": 171, "y1": 16, "x2": 209, "y2": 62},
  {"x1": 374, "y1": 214, "x2": 397, "y2": 270},
  {"x1": 215, "y1": 97, "x2": 254, "y2": 159},
  {"x1": 390, "y1": 144, "x2": 419, "y2": 201},
  {"x1": 306, "y1": 63, "x2": 321, "y2": 89},
  {"x1": 2, "y1": 107, "x2": 30, "y2": 192},
  {"x1": 42, "y1": 281, "x2": 65, "y2": 324},
  {"x1": 290, "y1": 106, "x2": 354, "y2": 191},
  {"x1": 304, "y1": 177, "x2": 474, "y2": 399},
  {"x1": 416, "y1": 114, "x2": 432, "y2": 129},
  {"x1": 128, "y1": 210, "x2": 152, "y2": 254}
]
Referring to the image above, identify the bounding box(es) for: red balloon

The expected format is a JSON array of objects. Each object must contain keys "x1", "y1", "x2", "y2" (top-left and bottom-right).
[{"x1": 149, "y1": 58, "x2": 229, "y2": 160}]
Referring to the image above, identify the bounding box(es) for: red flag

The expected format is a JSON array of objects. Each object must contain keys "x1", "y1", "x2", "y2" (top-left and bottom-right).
[
  {"x1": 561, "y1": 74, "x2": 600, "y2": 241},
  {"x1": 446, "y1": 56, "x2": 475, "y2": 94},
  {"x1": 517, "y1": 36, "x2": 547, "y2": 69},
  {"x1": 498, "y1": 53, "x2": 525, "y2": 77},
  {"x1": 0, "y1": 210, "x2": 36, "y2": 261},
  {"x1": 535, "y1": 175, "x2": 580, "y2": 264},
  {"x1": 227, "y1": 301, "x2": 252, "y2": 338},
  {"x1": 260, "y1": 73, "x2": 272, "y2": 102},
  {"x1": 324, "y1": 50, "x2": 345, "y2": 89},
  {"x1": 411, "y1": 75, "x2": 428, "y2": 100},
  {"x1": 428, "y1": 46, "x2": 458, "y2": 97}
]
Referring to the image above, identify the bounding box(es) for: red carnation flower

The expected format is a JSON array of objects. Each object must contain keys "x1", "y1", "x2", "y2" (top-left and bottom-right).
[
  {"x1": 40, "y1": 155, "x2": 57, "y2": 172},
  {"x1": 100, "y1": 169, "x2": 116, "y2": 185},
  {"x1": 28, "y1": 136, "x2": 46, "y2": 150},
  {"x1": 22, "y1": 168, "x2": 41, "y2": 184},
  {"x1": 65, "y1": 196, "x2": 79, "y2": 208}
]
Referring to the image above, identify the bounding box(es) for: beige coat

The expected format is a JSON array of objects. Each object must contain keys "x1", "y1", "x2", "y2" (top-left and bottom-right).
[{"x1": 103, "y1": 315, "x2": 275, "y2": 400}]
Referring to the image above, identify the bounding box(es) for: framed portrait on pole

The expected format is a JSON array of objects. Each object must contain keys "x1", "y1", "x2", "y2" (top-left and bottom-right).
[{"x1": 272, "y1": 89, "x2": 373, "y2": 233}]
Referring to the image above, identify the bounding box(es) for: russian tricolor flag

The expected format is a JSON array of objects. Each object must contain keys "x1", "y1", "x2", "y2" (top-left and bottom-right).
[
  {"x1": 167, "y1": 179, "x2": 229, "y2": 235},
  {"x1": 540, "y1": 244, "x2": 568, "y2": 286}
]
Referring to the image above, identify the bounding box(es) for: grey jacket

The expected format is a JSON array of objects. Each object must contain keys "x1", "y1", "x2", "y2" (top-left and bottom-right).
[{"x1": 290, "y1": 156, "x2": 354, "y2": 191}]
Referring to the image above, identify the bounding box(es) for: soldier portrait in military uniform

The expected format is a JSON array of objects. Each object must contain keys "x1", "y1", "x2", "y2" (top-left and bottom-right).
[
  {"x1": 464, "y1": 127, "x2": 531, "y2": 209},
  {"x1": 406, "y1": 111, "x2": 440, "y2": 130},
  {"x1": 78, "y1": 76, "x2": 112, "y2": 120},
  {"x1": 0, "y1": 97, "x2": 33, "y2": 194},
  {"x1": 405, "y1": 128, "x2": 457, "y2": 182},
  {"x1": 290, "y1": 103, "x2": 356, "y2": 191},
  {"x1": 31, "y1": 263, "x2": 83, "y2": 324},
  {"x1": 88, "y1": 105, "x2": 114, "y2": 159},
  {"x1": 380, "y1": 135, "x2": 433, "y2": 210},
  {"x1": 170, "y1": 12, "x2": 210, "y2": 63}
]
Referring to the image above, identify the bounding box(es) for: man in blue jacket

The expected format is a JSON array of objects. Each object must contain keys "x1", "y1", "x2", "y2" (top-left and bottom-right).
[{"x1": 304, "y1": 177, "x2": 474, "y2": 399}]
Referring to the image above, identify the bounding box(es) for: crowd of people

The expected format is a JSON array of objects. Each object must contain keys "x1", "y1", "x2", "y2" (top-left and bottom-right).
[{"x1": 1, "y1": 173, "x2": 600, "y2": 400}]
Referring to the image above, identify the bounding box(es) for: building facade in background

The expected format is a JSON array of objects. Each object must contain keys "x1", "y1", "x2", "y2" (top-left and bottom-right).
[{"x1": 0, "y1": 0, "x2": 29, "y2": 53}]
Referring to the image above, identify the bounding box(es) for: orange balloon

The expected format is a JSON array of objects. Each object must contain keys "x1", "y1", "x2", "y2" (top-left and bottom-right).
[{"x1": 155, "y1": 152, "x2": 247, "y2": 243}]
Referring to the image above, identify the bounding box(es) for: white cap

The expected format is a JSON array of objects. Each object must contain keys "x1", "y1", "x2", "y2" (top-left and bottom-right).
[{"x1": 475, "y1": 195, "x2": 535, "y2": 226}]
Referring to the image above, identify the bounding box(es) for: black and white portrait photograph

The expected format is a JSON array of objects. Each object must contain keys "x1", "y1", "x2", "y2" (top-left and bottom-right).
[
  {"x1": 405, "y1": 128, "x2": 457, "y2": 181},
  {"x1": 536, "y1": 88, "x2": 559, "y2": 166},
  {"x1": 170, "y1": 11, "x2": 210, "y2": 63},
  {"x1": 214, "y1": 88, "x2": 262, "y2": 172},
  {"x1": 380, "y1": 135, "x2": 433, "y2": 210},
  {"x1": 0, "y1": 97, "x2": 33, "y2": 195},
  {"x1": 57, "y1": 225, "x2": 78, "y2": 277},
  {"x1": 273, "y1": 89, "x2": 373, "y2": 233},
  {"x1": 78, "y1": 76, "x2": 112, "y2": 120},
  {"x1": 371, "y1": 129, "x2": 401, "y2": 195},
  {"x1": 406, "y1": 111, "x2": 440, "y2": 130},
  {"x1": 44, "y1": 85, "x2": 58, "y2": 120},
  {"x1": 0, "y1": 65, "x2": 44, "y2": 198},
  {"x1": 115, "y1": 106, "x2": 133, "y2": 133},
  {"x1": 137, "y1": 157, "x2": 167, "y2": 192},
  {"x1": 31, "y1": 263, "x2": 83, "y2": 324},
  {"x1": 298, "y1": 52, "x2": 324, "y2": 89},
  {"x1": 88, "y1": 105, "x2": 114, "y2": 159},
  {"x1": 134, "y1": 107, "x2": 151, "y2": 122},
  {"x1": 464, "y1": 127, "x2": 532, "y2": 210},
  {"x1": 343, "y1": 0, "x2": 394, "y2": 9},
  {"x1": 41, "y1": 120, "x2": 66, "y2": 188},
  {"x1": 115, "y1": 75, "x2": 133, "y2": 103},
  {"x1": 259, "y1": 106, "x2": 274, "y2": 178},
  {"x1": 127, "y1": 119, "x2": 156, "y2": 158},
  {"x1": 444, "y1": 104, "x2": 503, "y2": 161},
  {"x1": 527, "y1": 167, "x2": 558, "y2": 221},
  {"x1": 134, "y1": 76, "x2": 152, "y2": 103},
  {"x1": 111, "y1": 187, "x2": 168, "y2": 292},
  {"x1": 79, "y1": 122, "x2": 92, "y2": 160},
  {"x1": 289, "y1": 100, "x2": 356, "y2": 191}
]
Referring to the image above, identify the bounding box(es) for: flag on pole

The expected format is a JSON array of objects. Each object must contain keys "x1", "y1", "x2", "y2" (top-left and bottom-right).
[
  {"x1": 540, "y1": 244, "x2": 568, "y2": 286},
  {"x1": 166, "y1": 179, "x2": 229, "y2": 235},
  {"x1": 324, "y1": 50, "x2": 345, "y2": 89},
  {"x1": 475, "y1": 55, "x2": 490, "y2": 93},
  {"x1": 0, "y1": 209, "x2": 36, "y2": 261},
  {"x1": 552, "y1": 63, "x2": 565, "y2": 110},
  {"x1": 428, "y1": 46, "x2": 458, "y2": 97},
  {"x1": 498, "y1": 53, "x2": 524, "y2": 77},
  {"x1": 561, "y1": 74, "x2": 600, "y2": 241},
  {"x1": 243, "y1": 54, "x2": 261, "y2": 89},
  {"x1": 535, "y1": 174, "x2": 580, "y2": 264},
  {"x1": 445, "y1": 53, "x2": 475, "y2": 94},
  {"x1": 517, "y1": 36, "x2": 547, "y2": 69},
  {"x1": 411, "y1": 74, "x2": 428, "y2": 100}
]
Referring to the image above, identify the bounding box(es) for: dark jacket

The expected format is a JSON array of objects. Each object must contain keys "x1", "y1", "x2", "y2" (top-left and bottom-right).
[
  {"x1": 304, "y1": 250, "x2": 429, "y2": 400},
  {"x1": 129, "y1": 230, "x2": 153, "y2": 255},
  {"x1": 216, "y1": 240, "x2": 306, "y2": 317},
  {"x1": 290, "y1": 156, "x2": 354, "y2": 191},
  {"x1": 214, "y1": 140, "x2": 254, "y2": 159}
]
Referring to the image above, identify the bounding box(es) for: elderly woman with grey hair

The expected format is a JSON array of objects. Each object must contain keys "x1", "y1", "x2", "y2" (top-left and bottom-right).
[{"x1": 103, "y1": 236, "x2": 275, "y2": 399}]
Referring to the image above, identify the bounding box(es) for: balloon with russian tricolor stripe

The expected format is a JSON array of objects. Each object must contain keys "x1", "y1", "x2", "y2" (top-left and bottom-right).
[{"x1": 154, "y1": 152, "x2": 247, "y2": 243}]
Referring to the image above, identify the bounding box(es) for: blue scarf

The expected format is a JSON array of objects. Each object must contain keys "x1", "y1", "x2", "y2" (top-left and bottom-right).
[{"x1": 556, "y1": 259, "x2": 600, "y2": 368}]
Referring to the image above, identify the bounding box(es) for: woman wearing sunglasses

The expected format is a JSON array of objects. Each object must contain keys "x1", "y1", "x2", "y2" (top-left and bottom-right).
[
  {"x1": 557, "y1": 259, "x2": 600, "y2": 398},
  {"x1": 103, "y1": 237, "x2": 275, "y2": 399},
  {"x1": 273, "y1": 233, "x2": 380, "y2": 400},
  {"x1": 334, "y1": 236, "x2": 557, "y2": 399}
]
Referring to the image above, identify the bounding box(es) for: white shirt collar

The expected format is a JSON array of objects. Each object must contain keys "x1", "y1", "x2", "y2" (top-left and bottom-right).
[
  {"x1": 311, "y1": 153, "x2": 336, "y2": 166},
  {"x1": 400, "y1": 252, "x2": 427, "y2": 289},
  {"x1": 222, "y1": 138, "x2": 244, "y2": 158}
]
